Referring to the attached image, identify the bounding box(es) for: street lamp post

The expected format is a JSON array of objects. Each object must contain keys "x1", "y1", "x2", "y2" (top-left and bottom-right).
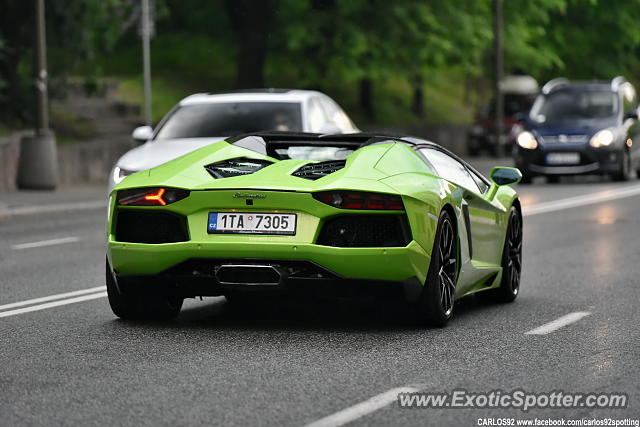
[
  {"x1": 17, "y1": 0, "x2": 58, "y2": 190},
  {"x1": 493, "y1": 0, "x2": 504, "y2": 158},
  {"x1": 141, "y1": 0, "x2": 152, "y2": 126}
]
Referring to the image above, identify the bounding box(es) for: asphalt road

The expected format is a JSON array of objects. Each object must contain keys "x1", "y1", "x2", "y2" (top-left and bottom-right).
[{"x1": 1, "y1": 173, "x2": 639, "y2": 426}]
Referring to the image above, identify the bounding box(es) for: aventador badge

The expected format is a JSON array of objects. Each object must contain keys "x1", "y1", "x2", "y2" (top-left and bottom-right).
[{"x1": 233, "y1": 193, "x2": 266, "y2": 199}]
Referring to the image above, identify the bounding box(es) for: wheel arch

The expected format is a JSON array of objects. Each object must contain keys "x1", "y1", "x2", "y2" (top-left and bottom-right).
[{"x1": 440, "y1": 202, "x2": 461, "y2": 277}]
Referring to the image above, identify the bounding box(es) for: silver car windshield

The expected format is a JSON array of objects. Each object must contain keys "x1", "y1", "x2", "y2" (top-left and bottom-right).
[
  {"x1": 530, "y1": 89, "x2": 618, "y2": 123},
  {"x1": 155, "y1": 102, "x2": 303, "y2": 140}
]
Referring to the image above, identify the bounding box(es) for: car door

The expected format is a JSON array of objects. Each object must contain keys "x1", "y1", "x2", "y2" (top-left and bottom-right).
[{"x1": 418, "y1": 147, "x2": 504, "y2": 265}]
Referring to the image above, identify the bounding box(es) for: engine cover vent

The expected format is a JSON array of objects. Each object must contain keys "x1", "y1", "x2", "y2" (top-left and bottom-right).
[
  {"x1": 204, "y1": 158, "x2": 273, "y2": 179},
  {"x1": 292, "y1": 160, "x2": 346, "y2": 180}
]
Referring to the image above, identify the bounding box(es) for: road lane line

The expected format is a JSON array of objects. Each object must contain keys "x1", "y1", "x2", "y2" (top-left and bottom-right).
[
  {"x1": 523, "y1": 184, "x2": 640, "y2": 216},
  {"x1": 525, "y1": 311, "x2": 591, "y2": 335},
  {"x1": 0, "y1": 292, "x2": 107, "y2": 318},
  {"x1": 11, "y1": 236, "x2": 81, "y2": 250},
  {"x1": 0, "y1": 200, "x2": 106, "y2": 219},
  {"x1": 304, "y1": 387, "x2": 419, "y2": 427},
  {"x1": 0, "y1": 286, "x2": 106, "y2": 311}
]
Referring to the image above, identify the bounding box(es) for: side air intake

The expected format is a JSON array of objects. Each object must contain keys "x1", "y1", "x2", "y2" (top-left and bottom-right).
[
  {"x1": 292, "y1": 160, "x2": 346, "y2": 180},
  {"x1": 204, "y1": 158, "x2": 273, "y2": 179}
]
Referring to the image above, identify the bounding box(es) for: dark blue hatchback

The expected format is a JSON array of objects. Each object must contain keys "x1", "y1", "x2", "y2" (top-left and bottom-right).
[{"x1": 513, "y1": 77, "x2": 640, "y2": 183}]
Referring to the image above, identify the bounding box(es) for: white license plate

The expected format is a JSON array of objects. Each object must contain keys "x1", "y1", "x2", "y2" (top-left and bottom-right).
[
  {"x1": 207, "y1": 212, "x2": 296, "y2": 235},
  {"x1": 546, "y1": 152, "x2": 580, "y2": 165}
]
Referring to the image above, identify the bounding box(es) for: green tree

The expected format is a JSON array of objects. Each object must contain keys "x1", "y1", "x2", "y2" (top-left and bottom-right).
[
  {"x1": 0, "y1": 0, "x2": 132, "y2": 124},
  {"x1": 545, "y1": 0, "x2": 640, "y2": 80}
]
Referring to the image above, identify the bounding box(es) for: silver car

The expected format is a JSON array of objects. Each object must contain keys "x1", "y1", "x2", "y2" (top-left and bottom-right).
[{"x1": 110, "y1": 89, "x2": 359, "y2": 188}]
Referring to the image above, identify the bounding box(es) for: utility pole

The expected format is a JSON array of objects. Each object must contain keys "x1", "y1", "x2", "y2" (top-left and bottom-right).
[
  {"x1": 35, "y1": 0, "x2": 49, "y2": 133},
  {"x1": 493, "y1": 0, "x2": 504, "y2": 158},
  {"x1": 17, "y1": 0, "x2": 58, "y2": 189},
  {"x1": 141, "y1": 0, "x2": 152, "y2": 126}
]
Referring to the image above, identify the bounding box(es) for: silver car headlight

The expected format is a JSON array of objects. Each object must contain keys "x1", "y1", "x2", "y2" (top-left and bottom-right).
[{"x1": 112, "y1": 166, "x2": 135, "y2": 185}]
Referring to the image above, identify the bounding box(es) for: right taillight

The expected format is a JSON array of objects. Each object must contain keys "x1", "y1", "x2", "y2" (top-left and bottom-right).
[{"x1": 313, "y1": 191, "x2": 404, "y2": 210}]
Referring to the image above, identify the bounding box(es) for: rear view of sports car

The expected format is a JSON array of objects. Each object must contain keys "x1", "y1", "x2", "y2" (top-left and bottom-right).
[{"x1": 106, "y1": 133, "x2": 523, "y2": 326}]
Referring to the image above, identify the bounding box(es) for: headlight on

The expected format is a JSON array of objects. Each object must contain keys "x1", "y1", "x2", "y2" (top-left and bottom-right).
[
  {"x1": 516, "y1": 131, "x2": 538, "y2": 149},
  {"x1": 589, "y1": 129, "x2": 615, "y2": 147},
  {"x1": 113, "y1": 166, "x2": 135, "y2": 184}
]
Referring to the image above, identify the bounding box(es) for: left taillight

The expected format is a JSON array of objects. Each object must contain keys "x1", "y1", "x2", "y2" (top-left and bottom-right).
[
  {"x1": 313, "y1": 191, "x2": 404, "y2": 210},
  {"x1": 117, "y1": 187, "x2": 190, "y2": 206}
]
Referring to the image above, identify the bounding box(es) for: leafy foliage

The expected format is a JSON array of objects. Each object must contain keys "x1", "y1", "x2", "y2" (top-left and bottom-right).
[{"x1": 4, "y1": 0, "x2": 640, "y2": 125}]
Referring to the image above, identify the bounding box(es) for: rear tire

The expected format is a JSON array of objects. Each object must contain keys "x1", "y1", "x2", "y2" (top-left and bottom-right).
[
  {"x1": 546, "y1": 175, "x2": 560, "y2": 184},
  {"x1": 480, "y1": 207, "x2": 522, "y2": 303},
  {"x1": 106, "y1": 259, "x2": 183, "y2": 320},
  {"x1": 415, "y1": 210, "x2": 458, "y2": 327}
]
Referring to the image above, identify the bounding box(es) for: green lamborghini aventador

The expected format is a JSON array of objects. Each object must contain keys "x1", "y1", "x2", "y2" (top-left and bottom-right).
[{"x1": 106, "y1": 132, "x2": 523, "y2": 326}]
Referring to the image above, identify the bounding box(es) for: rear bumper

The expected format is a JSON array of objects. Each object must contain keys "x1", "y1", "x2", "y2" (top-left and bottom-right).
[
  {"x1": 108, "y1": 239, "x2": 429, "y2": 290},
  {"x1": 515, "y1": 146, "x2": 624, "y2": 176},
  {"x1": 113, "y1": 257, "x2": 424, "y2": 302}
]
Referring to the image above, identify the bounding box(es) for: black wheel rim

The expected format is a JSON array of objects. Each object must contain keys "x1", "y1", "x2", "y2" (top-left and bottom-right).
[
  {"x1": 506, "y1": 213, "x2": 522, "y2": 295},
  {"x1": 438, "y1": 217, "x2": 457, "y2": 316}
]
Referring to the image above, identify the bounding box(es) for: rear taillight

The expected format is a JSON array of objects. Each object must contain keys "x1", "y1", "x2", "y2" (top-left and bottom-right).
[
  {"x1": 117, "y1": 187, "x2": 190, "y2": 206},
  {"x1": 313, "y1": 191, "x2": 404, "y2": 210}
]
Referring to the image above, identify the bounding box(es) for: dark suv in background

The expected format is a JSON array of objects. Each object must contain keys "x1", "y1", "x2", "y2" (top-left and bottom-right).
[{"x1": 513, "y1": 77, "x2": 640, "y2": 183}]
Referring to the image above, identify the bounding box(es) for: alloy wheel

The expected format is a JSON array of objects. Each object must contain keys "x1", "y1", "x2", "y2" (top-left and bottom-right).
[
  {"x1": 438, "y1": 217, "x2": 457, "y2": 316},
  {"x1": 505, "y1": 212, "x2": 522, "y2": 296}
]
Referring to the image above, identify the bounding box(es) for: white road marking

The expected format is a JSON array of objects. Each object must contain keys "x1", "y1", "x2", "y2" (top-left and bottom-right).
[
  {"x1": 304, "y1": 387, "x2": 419, "y2": 427},
  {"x1": 11, "y1": 236, "x2": 81, "y2": 250},
  {"x1": 0, "y1": 292, "x2": 107, "y2": 318},
  {"x1": 523, "y1": 184, "x2": 640, "y2": 216},
  {"x1": 0, "y1": 286, "x2": 106, "y2": 311},
  {"x1": 524, "y1": 311, "x2": 591, "y2": 335},
  {"x1": 0, "y1": 200, "x2": 106, "y2": 219}
]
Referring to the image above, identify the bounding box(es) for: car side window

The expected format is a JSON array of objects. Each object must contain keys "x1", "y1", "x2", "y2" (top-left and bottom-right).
[
  {"x1": 320, "y1": 96, "x2": 356, "y2": 132},
  {"x1": 467, "y1": 168, "x2": 490, "y2": 194},
  {"x1": 308, "y1": 97, "x2": 328, "y2": 132},
  {"x1": 419, "y1": 148, "x2": 480, "y2": 193}
]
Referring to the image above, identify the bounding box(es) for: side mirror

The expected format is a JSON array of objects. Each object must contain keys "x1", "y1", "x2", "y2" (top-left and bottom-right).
[
  {"x1": 486, "y1": 167, "x2": 522, "y2": 200},
  {"x1": 132, "y1": 125, "x2": 153, "y2": 143},
  {"x1": 490, "y1": 167, "x2": 522, "y2": 186},
  {"x1": 625, "y1": 111, "x2": 639, "y2": 120},
  {"x1": 318, "y1": 123, "x2": 342, "y2": 134}
]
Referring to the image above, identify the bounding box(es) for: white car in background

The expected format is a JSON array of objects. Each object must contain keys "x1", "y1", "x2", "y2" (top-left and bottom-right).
[{"x1": 110, "y1": 89, "x2": 359, "y2": 188}]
